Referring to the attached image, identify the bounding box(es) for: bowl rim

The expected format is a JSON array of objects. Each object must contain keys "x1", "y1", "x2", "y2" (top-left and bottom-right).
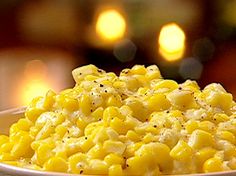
[{"x1": 1, "y1": 162, "x2": 236, "y2": 176}]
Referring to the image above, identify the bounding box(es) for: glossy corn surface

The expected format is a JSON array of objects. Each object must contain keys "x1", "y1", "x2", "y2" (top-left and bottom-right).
[{"x1": 1, "y1": 64, "x2": 236, "y2": 175}]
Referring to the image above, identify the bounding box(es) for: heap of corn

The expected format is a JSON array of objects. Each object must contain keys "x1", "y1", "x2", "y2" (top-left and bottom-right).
[{"x1": 0, "y1": 64, "x2": 236, "y2": 175}]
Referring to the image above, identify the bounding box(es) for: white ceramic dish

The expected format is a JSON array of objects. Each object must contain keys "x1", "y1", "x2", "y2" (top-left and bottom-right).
[{"x1": 0, "y1": 108, "x2": 236, "y2": 176}]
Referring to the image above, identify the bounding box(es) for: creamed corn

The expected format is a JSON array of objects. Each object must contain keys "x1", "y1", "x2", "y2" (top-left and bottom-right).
[{"x1": 1, "y1": 64, "x2": 236, "y2": 175}]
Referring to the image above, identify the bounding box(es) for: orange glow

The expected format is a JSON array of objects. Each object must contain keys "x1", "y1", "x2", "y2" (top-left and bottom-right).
[
  {"x1": 158, "y1": 23, "x2": 186, "y2": 62},
  {"x1": 96, "y1": 9, "x2": 126, "y2": 41},
  {"x1": 20, "y1": 60, "x2": 51, "y2": 105},
  {"x1": 21, "y1": 79, "x2": 51, "y2": 105}
]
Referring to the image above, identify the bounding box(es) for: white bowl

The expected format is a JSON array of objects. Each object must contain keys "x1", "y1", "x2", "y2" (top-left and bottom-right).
[{"x1": 0, "y1": 108, "x2": 236, "y2": 176}]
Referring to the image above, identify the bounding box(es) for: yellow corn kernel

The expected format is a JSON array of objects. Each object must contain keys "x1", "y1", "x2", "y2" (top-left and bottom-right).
[
  {"x1": 35, "y1": 121, "x2": 55, "y2": 140},
  {"x1": 17, "y1": 119, "x2": 33, "y2": 131},
  {"x1": 205, "y1": 91, "x2": 233, "y2": 111},
  {"x1": 9, "y1": 124, "x2": 20, "y2": 138},
  {"x1": 213, "y1": 113, "x2": 229, "y2": 123},
  {"x1": 126, "y1": 130, "x2": 140, "y2": 142},
  {"x1": 119, "y1": 105, "x2": 132, "y2": 116},
  {"x1": 87, "y1": 144, "x2": 106, "y2": 159},
  {"x1": 217, "y1": 131, "x2": 236, "y2": 144},
  {"x1": 153, "y1": 80, "x2": 178, "y2": 91},
  {"x1": 63, "y1": 97, "x2": 79, "y2": 111},
  {"x1": 25, "y1": 97, "x2": 45, "y2": 122},
  {"x1": 137, "y1": 87, "x2": 149, "y2": 96},
  {"x1": 228, "y1": 158, "x2": 236, "y2": 170},
  {"x1": 92, "y1": 127, "x2": 109, "y2": 144},
  {"x1": 185, "y1": 120, "x2": 199, "y2": 134},
  {"x1": 104, "y1": 153, "x2": 124, "y2": 166},
  {"x1": 35, "y1": 143, "x2": 53, "y2": 166},
  {"x1": 167, "y1": 89, "x2": 196, "y2": 109},
  {"x1": 135, "y1": 142, "x2": 172, "y2": 171},
  {"x1": 43, "y1": 157, "x2": 68, "y2": 172},
  {"x1": 0, "y1": 135, "x2": 9, "y2": 147},
  {"x1": 91, "y1": 107, "x2": 104, "y2": 121},
  {"x1": 80, "y1": 138, "x2": 94, "y2": 153},
  {"x1": 72, "y1": 64, "x2": 100, "y2": 83},
  {"x1": 106, "y1": 95, "x2": 122, "y2": 107},
  {"x1": 103, "y1": 140, "x2": 126, "y2": 155},
  {"x1": 0, "y1": 153, "x2": 15, "y2": 161},
  {"x1": 43, "y1": 90, "x2": 56, "y2": 109},
  {"x1": 198, "y1": 121, "x2": 215, "y2": 133},
  {"x1": 181, "y1": 80, "x2": 200, "y2": 91},
  {"x1": 84, "y1": 122, "x2": 103, "y2": 137},
  {"x1": 196, "y1": 148, "x2": 217, "y2": 167},
  {"x1": 126, "y1": 156, "x2": 147, "y2": 175},
  {"x1": 124, "y1": 142, "x2": 143, "y2": 158},
  {"x1": 103, "y1": 106, "x2": 124, "y2": 126},
  {"x1": 203, "y1": 157, "x2": 223, "y2": 173},
  {"x1": 55, "y1": 125, "x2": 67, "y2": 138},
  {"x1": 170, "y1": 140, "x2": 193, "y2": 161},
  {"x1": 131, "y1": 65, "x2": 147, "y2": 75},
  {"x1": 11, "y1": 133, "x2": 33, "y2": 158},
  {"x1": 84, "y1": 75, "x2": 99, "y2": 81},
  {"x1": 109, "y1": 164, "x2": 123, "y2": 176},
  {"x1": 133, "y1": 75, "x2": 147, "y2": 86},
  {"x1": 113, "y1": 81, "x2": 126, "y2": 89},
  {"x1": 68, "y1": 153, "x2": 88, "y2": 174},
  {"x1": 110, "y1": 117, "x2": 128, "y2": 135},
  {"x1": 79, "y1": 94, "x2": 92, "y2": 115},
  {"x1": 145, "y1": 65, "x2": 162, "y2": 80},
  {"x1": 0, "y1": 143, "x2": 13, "y2": 154},
  {"x1": 2, "y1": 161, "x2": 20, "y2": 167},
  {"x1": 147, "y1": 93, "x2": 171, "y2": 112},
  {"x1": 125, "y1": 98, "x2": 147, "y2": 122},
  {"x1": 143, "y1": 133, "x2": 156, "y2": 143},
  {"x1": 88, "y1": 159, "x2": 108, "y2": 175},
  {"x1": 188, "y1": 129, "x2": 215, "y2": 149}
]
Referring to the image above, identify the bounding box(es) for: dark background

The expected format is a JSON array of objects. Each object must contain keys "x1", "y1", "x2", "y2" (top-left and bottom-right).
[{"x1": 0, "y1": 0, "x2": 235, "y2": 110}]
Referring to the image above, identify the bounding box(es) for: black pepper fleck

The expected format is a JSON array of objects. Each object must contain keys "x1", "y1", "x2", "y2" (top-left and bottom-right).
[
  {"x1": 100, "y1": 84, "x2": 104, "y2": 87},
  {"x1": 80, "y1": 170, "x2": 84, "y2": 174},
  {"x1": 153, "y1": 125, "x2": 157, "y2": 128}
]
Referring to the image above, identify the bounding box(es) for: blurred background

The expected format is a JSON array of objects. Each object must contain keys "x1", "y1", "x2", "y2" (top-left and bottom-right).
[{"x1": 0, "y1": 0, "x2": 236, "y2": 110}]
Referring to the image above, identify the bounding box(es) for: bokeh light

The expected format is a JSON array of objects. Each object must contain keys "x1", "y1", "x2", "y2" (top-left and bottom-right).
[
  {"x1": 20, "y1": 60, "x2": 51, "y2": 105},
  {"x1": 113, "y1": 39, "x2": 137, "y2": 62},
  {"x1": 158, "y1": 23, "x2": 186, "y2": 62},
  {"x1": 96, "y1": 9, "x2": 126, "y2": 42},
  {"x1": 21, "y1": 80, "x2": 51, "y2": 105},
  {"x1": 179, "y1": 57, "x2": 203, "y2": 80}
]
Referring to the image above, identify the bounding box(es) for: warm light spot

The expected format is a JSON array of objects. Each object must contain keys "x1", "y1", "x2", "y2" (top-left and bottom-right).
[
  {"x1": 158, "y1": 23, "x2": 186, "y2": 61},
  {"x1": 19, "y1": 59, "x2": 51, "y2": 105},
  {"x1": 21, "y1": 79, "x2": 51, "y2": 105},
  {"x1": 96, "y1": 9, "x2": 126, "y2": 41}
]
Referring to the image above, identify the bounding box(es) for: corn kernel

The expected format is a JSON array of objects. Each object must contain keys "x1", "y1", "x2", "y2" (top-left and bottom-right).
[
  {"x1": 170, "y1": 140, "x2": 193, "y2": 161},
  {"x1": 43, "y1": 157, "x2": 68, "y2": 172},
  {"x1": 109, "y1": 164, "x2": 123, "y2": 176},
  {"x1": 203, "y1": 157, "x2": 223, "y2": 173},
  {"x1": 147, "y1": 93, "x2": 171, "y2": 111},
  {"x1": 217, "y1": 131, "x2": 236, "y2": 144},
  {"x1": 87, "y1": 144, "x2": 106, "y2": 159},
  {"x1": 88, "y1": 159, "x2": 108, "y2": 175},
  {"x1": 103, "y1": 140, "x2": 126, "y2": 155},
  {"x1": 188, "y1": 130, "x2": 215, "y2": 149},
  {"x1": 79, "y1": 94, "x2": 92, "y2": 115},
  {"x1": 43, "y1": 90, "x2": 56, "y2": 109},
  {"x1": 104, "y1": 153, "x2": 124, "y2": 166},
  {"x1": 196, "y1": 148, "x2": 216, "y2": 168},
  {"x1": 17, "y1": 119, "x2": 33, "y2": 131},
  {"x1": 0, "y1": 135, "x2": 9, "y2": 147},
  {"x1": 68, "y1": 153, "x2": 88, "y2": 174}
]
